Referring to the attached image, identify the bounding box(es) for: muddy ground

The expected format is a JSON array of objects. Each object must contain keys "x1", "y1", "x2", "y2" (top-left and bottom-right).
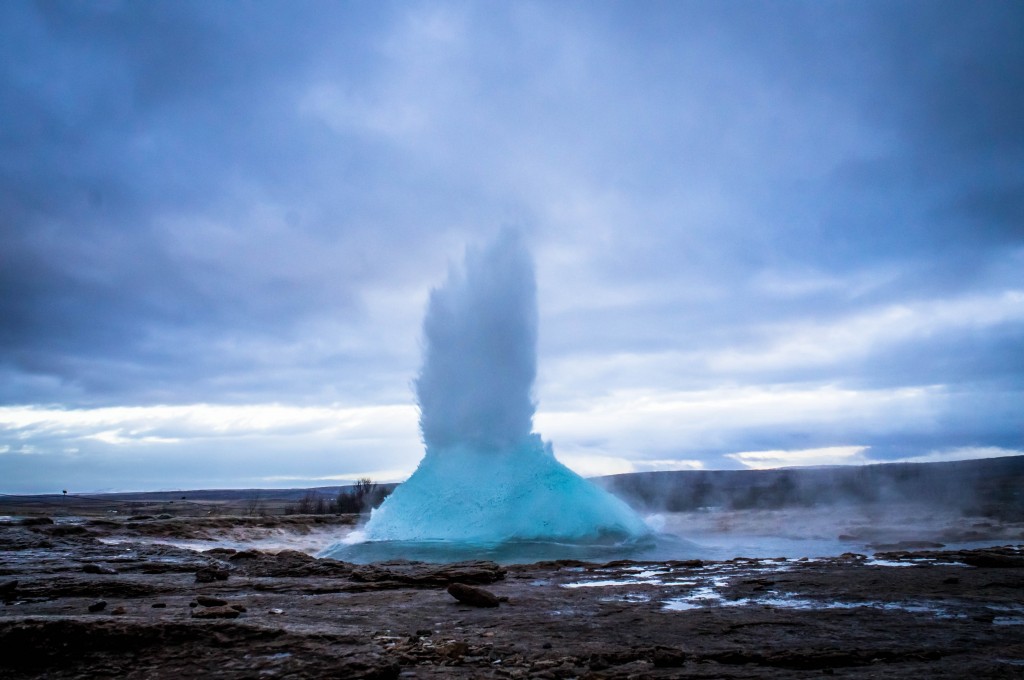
[{"x1": 1, "y1": 516, "x2": 1023, "y2": 679}]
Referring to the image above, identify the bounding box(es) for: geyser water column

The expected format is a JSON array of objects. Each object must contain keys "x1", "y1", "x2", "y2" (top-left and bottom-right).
[{"x1": 361, "y1": 229, "x2": 650, "y2": 543}]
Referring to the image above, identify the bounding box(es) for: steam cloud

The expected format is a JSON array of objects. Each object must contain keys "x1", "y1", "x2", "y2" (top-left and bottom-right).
[
  {"x1": 353, "y1": 229, "x2": 650, "y2": 544},
  {"x1": 416, "y1": 228, "x2": 537, "y2": 452}
]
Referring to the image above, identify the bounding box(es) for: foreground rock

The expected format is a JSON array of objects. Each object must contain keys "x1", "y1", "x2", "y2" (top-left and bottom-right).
[
  {"x1": 189, "y1": 605, "x2": 240, "y2": 619},
  {"x1": 1, "y1": 518, "x2": 1023, "y2": 678},
  {"x1": 446, "y1": 582, "x2": 501, "y2": 607}
]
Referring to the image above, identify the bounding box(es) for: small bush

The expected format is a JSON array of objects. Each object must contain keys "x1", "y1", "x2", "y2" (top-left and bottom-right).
[{"x1": 336, "y1": 478, "x2": 382, "y2": 514}]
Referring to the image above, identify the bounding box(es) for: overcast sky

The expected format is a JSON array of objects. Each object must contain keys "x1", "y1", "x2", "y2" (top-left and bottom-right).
[{"x1": 2, "y1": 0, "x2": 1022, "y2": 493}]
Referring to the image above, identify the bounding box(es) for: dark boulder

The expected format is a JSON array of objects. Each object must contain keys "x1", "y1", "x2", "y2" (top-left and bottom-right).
[
  {"x1": 962, "y1": 551, "x2": 1024, "y2": 568},
  {"x1": 196, "y1": 595, "x2": 228, "y2": 607},
  {"x1": 195, "y1": 566, "x2": 230, "y2": 582},
  {"x1": 82, "y1": 564, "x2": 118, "y2": 575},
  {"x1": 352, "y1": 560, "x2": 505, "y2": 587},
  {"x1": 652, "y1": 646, "x2": 687, "y2": 667},
  {"x1": 190, "y1": 605, "x2": 241, "y2": 619},
  {"x1": 447, "y1": 582, "x2": 500, "y2": 607},
  {"x1": 19, "y1": 517, "x2": 54, "y2": 526}
]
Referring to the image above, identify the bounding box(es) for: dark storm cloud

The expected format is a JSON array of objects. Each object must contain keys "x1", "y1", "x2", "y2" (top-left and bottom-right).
[
  {"x1": 0, "y1": 1, "x2": 1021, "y2": 490},
  {"x1": 813, "y1": 1, "x2": 1024, "y2": 274},
  {"x1": 0, "y1": 1, "x2": 426, "y2": 405}
]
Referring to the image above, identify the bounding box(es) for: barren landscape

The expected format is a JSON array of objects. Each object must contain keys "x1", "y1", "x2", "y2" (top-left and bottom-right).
[{"x1": 2, "y1": 498, "x2": 1023, "y2": 678}]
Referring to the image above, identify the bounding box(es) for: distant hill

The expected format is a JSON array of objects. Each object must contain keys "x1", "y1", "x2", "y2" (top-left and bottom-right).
[
  {"x1": 595, "y1": 456, "x2": 1024, "y2": 519},
  {"x1": 0, "y1": 483, "x2": 399, "y2": 517},
  {"x1": 53, "y1": 484, "x2": 400, "y2": 503},
  {"x1": 4, "y1": 457, "x2": 1022, "y2": 520}
]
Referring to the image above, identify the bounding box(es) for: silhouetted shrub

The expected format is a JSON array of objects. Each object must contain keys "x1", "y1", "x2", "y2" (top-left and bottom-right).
[
  {"x1": 293, "y1": 490, "x2": 318, "y2": 515},
  {"x1": 336, "y1": 478, "x2": 384, "y2": 514}
]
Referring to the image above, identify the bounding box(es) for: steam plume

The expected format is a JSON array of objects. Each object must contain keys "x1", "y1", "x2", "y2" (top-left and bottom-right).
[
  {"x1": 360, "y1": 229, "x2": 649, "y2": 543},
  {"x1": 417, "y1": 228, "x2": 537, "y2": 452}
]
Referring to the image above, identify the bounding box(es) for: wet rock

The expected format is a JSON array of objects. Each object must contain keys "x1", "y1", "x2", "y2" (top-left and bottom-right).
[
  {"x1": 228, "y1": 549, "x2": 352, "y2": 578},
  {"x1": 82, "y1": 563, "x2": 118, "y2": 575},
  {"x1": 439, "y1": 641, "x2": 470, "y2": 659},
  {"x1": 19, "y1": 517, "x2": 54, "y2": 526},
  {"x1": 128, "y1": 515, "x2": 155, "y2": 521},
  {"x1": 600, "y1": 559, "x2": 641, "y2": 568},
  {"x1": 586, "y1": 648, "x2": 649, "y2": 671},
  {"x1": 961, "y1": 551, "x2": 1024, "y2": 568},
  {"x1": 337, "y1": 652, "x2": 400, "y2": 679},
  {"x1": 42, "y1": 524, "x2": 89, "y2": 537},
  {"x1": 352, "y1": 560, "x2": 505, "y2": 587},
  {"x1": 0, "y1": 580, "x2": 17, "y2": 598},
  {"x1": 3, "y1": 510, "x2": 1022, "y2": 679},
  {"x1": 190, "y1": 605, "x2": 241, "y2": 619},
  {"x1": 608, "y1": 659, "x2": 653, "y2": 675},
  {"x1": 195, "y1": 565, "x2": 230, "y2": 582},
  {"x1": 155, "y1": 514, "x2": 173, "y2": 520},
  {"x1": 196, "y1": 595, "x2": 228, "y2": 606},
  {"x1": 652, "y1": 646, "x2": 687, "y2": 667},
  {"x1": 88, "y1": 600, "x2": 107, "y2": 612},
  {"x1": 447, "y1": 582, "x2": 500, "y2": 607},
  {"x1": 0, "y1": 528, "x2": 54, "y2": 550},
  {"x1": 87, "y1": 519, "x2": 119, "y2": 528},
  {"x1": 111, "y1": 606, "x2": 126, "y2": 615},
  {"x1": 667, "y1": 559, "x2": 704, "y2": 568},
  {"x1": 139, "y1": 560, "x2": 202, "y2": 574},
  {"x1": 18, "y1": 577, "x2": 161, "y2": 600}
]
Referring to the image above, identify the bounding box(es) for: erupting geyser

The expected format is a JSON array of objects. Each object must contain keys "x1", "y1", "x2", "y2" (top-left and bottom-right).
[{"x1": 358, "y1": 229, "x2": 650, "y2": 544}]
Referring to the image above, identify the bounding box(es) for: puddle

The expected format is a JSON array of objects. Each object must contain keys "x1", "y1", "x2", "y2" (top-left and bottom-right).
[
  {"x1": 663, "y1": 586, "x2": 723, "y2": 610},
  {"x1": 865, "y1": 557, "x2": 972, "y2": 568},
  {"x1": 599, "y1": 593, "x2": 651, "y2": 603},
  {"x1": 563, "y1": 578, "x2": 661, "y2": 588},
  {"x1": 98, "y1": 530, "x2": 343, "y2": 556},
  {"x1": 994, "y1": 618, "x2": 1024, "y2": 626},
  {"x1": 663, "y1": 591, "x2": 964, "y2": 618},
  {"x1": 987, "y1": 605, "x2": 1024, "y2": 625}
]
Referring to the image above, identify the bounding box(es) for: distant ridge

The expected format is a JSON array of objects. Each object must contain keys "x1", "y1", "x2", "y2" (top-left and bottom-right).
[
  {"x1": 0, "y1": 483, "x2": 398, "y2": 506},
  {"x1": 4, "y1": 457, "x2": 1022, "y2": 520},
  {"x1": 595, "y1": 455, "x2": 1024, "y2": 519}
]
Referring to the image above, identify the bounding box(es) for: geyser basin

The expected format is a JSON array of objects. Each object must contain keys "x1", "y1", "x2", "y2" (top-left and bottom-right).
[{"x1": 321, "y1": 229, "x2": 651, "y2": 561}]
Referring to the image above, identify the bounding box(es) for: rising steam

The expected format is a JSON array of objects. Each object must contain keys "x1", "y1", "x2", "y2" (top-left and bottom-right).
[
  {"x1": 357, "y1": 229, "x2": 650, "y2": 544},
  {"x1": 416, "y1": 228, "x2": 537, "y2": 452}
]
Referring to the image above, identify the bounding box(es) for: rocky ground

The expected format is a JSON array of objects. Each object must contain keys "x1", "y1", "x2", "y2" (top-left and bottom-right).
[{"x1": 2, "y1": 516, "x2": 1023, "y2": 679}]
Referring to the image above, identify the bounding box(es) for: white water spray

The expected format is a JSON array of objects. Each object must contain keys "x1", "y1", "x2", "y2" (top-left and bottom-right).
[{"x1": 359, "y1": 229, "x2": 649, "y2": 544}]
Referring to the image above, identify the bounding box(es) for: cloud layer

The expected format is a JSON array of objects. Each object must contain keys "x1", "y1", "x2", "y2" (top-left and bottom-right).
[{"x1": 1, "y1": 1, "x2": 1021, "y2": 492}]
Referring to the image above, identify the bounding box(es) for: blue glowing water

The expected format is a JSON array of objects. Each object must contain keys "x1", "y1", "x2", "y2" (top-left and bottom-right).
[{"x1": 363, "y1": 437, "x2": 649, "y2": 542}]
